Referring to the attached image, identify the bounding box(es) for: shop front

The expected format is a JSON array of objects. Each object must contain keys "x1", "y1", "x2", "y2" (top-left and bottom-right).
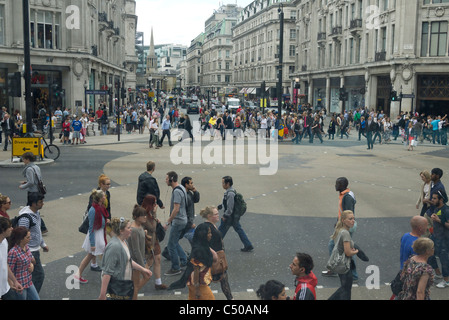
[
  {"x1": 344, "y1": 75, "x2": 366, "y2": 111},
  {"x1": 417, "y1": 74, "x2": 449, "y2": 116}
]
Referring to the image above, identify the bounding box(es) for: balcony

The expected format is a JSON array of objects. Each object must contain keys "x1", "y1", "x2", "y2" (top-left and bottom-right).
[
  {"x1": 331, "y1": 26, "x2": 342, "y2": 35},
  {"x1": 375, "y1": 51, "x2": 386, "y2": 62},
  {"x1": 350, "y1": 19, "x2": 363, "y2": 30},
  {"x1": 317, "y1": 32, "x2": 326, "y2": 42}
]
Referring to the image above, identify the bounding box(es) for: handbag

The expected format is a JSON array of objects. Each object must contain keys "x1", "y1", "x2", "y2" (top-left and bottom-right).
[
  {"x1": 390, "y1": 270, "x2": 403, "y2": 296},
  {"x1": 78, "y1": 210, "x2": 89, "y2": 234},
  {"x1": 211, "y1": 250, "x2": 228, "y2": 277},
  {"x1": 156, "y1": 221, "x2": 165, "y2": 242},
  {"x1": 106, "y1": 277, "x2": 134, "y2": 300},
  {"x1": 32, "y1": 167, "x2": 47, "y2": 195},
  {"x1": 326, "y1": 231, "x2": 351, "y2": 274}
]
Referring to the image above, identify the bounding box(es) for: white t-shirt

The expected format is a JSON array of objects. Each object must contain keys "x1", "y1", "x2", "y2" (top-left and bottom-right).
[{"x1": 0, "y1": 239, "x2": 10, "y2": 296}]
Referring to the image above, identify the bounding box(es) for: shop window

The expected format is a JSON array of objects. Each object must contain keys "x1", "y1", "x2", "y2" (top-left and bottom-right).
[{"x1": 30, "y1": 10, "x2": 61, "y2": 50}]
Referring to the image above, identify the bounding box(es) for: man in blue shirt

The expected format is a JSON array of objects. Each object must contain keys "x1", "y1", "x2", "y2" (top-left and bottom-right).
[
  {"x1": 431, "y1": 115, "x2": 448, "y2": 144},
  {"x1": 400, "y1": 216, "x2": 428, "y2": 269},
  {"x1": 158, "y1": 115, "x2": 173, "y2": 147},
  {"x1": 71, "y1": 116, "x2": 82, "y2": 145}
]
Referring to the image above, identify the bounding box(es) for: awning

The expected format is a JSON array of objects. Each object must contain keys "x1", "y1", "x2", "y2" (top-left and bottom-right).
[
  {"x1": 248, "y1": 88, "x2": 256, "y2": 94},
  {"x1": 239, "y1": 88, "x2": 247, "y2": 94}
]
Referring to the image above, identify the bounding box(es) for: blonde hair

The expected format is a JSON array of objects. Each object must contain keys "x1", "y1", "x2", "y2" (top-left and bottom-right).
[
  {"x1": 0, "y1": 194, "x2": 8, "y2": 206},
  {"x1": 420, "y1": 170, "x2": 431, "y2": 182},
  {"x1": 331, "y1": 210, "x2": 354, "y2": 240},
  {"x1": 200, "y1": 206, "x2": 217, "y2": 219},
  {"x1": 111, "y1": 217, "x2": 130, "y2": 236},
  {"x1": 91, "y1": 189, "x2": 105, "y2": 203},
  {"x1": 412, "y1": 237, "x2": 434, "y2": 255}
]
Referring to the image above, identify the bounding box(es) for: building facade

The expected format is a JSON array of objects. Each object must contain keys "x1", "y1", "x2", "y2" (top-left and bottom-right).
[
  {"x1": 294, "y1": 0, "x2": 449, "y2": 117},
  {"x1": 0, "y1": 0, "x2": 138, "y2": 118},
  {"x1": 233, "y1": 0, "x2": 297, "y2": 104},
  {"x1": 201, "y1": 4, "x2": 241, "y2": 99}
]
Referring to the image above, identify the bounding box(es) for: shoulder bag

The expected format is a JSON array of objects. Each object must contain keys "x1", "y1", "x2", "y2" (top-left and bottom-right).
[
  {"x1": 326, "y1": 231, "x2": 351, "y2": 274},
  {"x1": 78, "y1": 210, "x2": 89, "y2": 234},
  {"x1": 32, "y1": 167, "x2": 47, "y2": 195},
  {"x1": 106, "y1": 258, "x2": 134, "y2": 300}
]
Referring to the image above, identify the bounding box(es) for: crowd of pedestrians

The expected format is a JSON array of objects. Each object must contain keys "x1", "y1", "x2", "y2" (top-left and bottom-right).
[
  {"x1": 1, "y1": 96, "x2": 449, "y2": 301},
  {"x1": 1, "y1": 162, "x2": 446, "y2": 301}
]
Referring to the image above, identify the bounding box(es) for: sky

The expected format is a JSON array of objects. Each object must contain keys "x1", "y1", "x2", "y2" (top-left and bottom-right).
[{"x1": 135, "y1": 0, "x2": 254, "y2": 47}]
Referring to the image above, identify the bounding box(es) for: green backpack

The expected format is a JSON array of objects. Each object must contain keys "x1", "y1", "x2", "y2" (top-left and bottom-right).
[{"x1": 231, "y1": 190, "x2": 247, "y2": 217}]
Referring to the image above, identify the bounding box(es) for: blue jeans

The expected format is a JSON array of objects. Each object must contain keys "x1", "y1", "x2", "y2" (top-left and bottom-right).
[
  {"x1": 15, "y1": 284, "x2": 40, "y2": 300},
  {"x1": 433, "y1": 130, "x2": 440, "y2": 144},
  {"x1": 167, "y1": 223, "x2": 188, "y2": 271},
  {"x1": 429, "y1": 236, "x2": 449, "y2": 277},
  {"x1": 101, "y1": 124, "x2": 108, "y2": 135},
  {"x1": 31, "y1": 251, "x2": 45, "y2": 293},
  {"x1": 218, "y1": 218, "x2": 252, "y2": 249}
]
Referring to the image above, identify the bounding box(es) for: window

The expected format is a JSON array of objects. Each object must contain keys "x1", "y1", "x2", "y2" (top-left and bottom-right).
[
  {"x1": 430, "y1": 21, "x2": 448, "y2": 56},
  {"x1": 0, "y1": 5, "x2": 4, "y2": 45},
  {"x1": 290, "y1": 29, "x2": 296, "y2": 40},
  {"x1": 30, "y1": 10, "x2": 61, "y2": 50},
  {"x1": 289, "y1": 45, "x2": 296, "y2": 57},
  {"x1": 421, "y1": 22, "x2": 429, "y2": 56}
]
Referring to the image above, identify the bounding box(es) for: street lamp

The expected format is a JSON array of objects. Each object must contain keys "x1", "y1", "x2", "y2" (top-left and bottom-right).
[
  {"x1": 277, "y1": 3, "x2": 284, "y2": 122},
  {"x1": 84, "y1": 81, "x2": 88, "y2": 114}
]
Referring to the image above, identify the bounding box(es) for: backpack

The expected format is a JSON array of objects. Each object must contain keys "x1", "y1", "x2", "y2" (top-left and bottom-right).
[
  {"x1": 230, "y1": 190, "x2": 247, "y2": 217},
  {"x1": 11, "y1": 213, "x2": 36, "y2": 228}
]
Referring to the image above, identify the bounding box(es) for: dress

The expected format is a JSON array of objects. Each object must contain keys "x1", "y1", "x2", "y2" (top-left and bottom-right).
[
  {"x1": 82, "y1": 206, "x2": 106, "y2": 256},
  {"x1": 397, "y1": 259, "x2": 434, "y2": 300}
]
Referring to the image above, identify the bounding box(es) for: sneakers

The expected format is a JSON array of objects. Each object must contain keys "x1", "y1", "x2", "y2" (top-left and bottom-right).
[
  {"x1": 90, "y1": 265, "x2": 102, "y2": 272},
  {"x1": 75, "y1": 275, "x2": 88, "y2": 284},
  {"x1": 241, "y1": 245, "x2": 254, "y2": 252},
  {"x1": 436, "y1": 280, "x2": 449, "y2": 288},
  {"x1": 164, "y1": 268, "x2": 182, "y2": 276}
]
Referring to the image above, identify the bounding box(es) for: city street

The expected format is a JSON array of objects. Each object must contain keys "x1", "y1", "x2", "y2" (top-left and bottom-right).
[{"x1": 1, "y1": 116, "x2": 448, "y2": 301}]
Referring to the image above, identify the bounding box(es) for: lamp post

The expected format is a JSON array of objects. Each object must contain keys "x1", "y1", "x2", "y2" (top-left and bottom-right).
[
  {"x1": 23, "y1": 0, "x2": 33, "y2": 136},
  {"x1": 277, "y1": 4, "x2": 284, "y2": 122}
]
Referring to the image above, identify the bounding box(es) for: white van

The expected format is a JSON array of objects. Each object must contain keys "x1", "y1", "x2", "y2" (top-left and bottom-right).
[{"x1": 226, "y1": 98, "x2": 241, "y2": 112}]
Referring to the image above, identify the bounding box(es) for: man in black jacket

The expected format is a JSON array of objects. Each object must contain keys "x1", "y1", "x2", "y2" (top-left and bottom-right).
[
  {"x1": 1, "y1": 113, "x2": 15, "y2": 151},
  {"x1": 136, "y1": 161, "x2": 164, "y2": 208},
  {"x1": 366, "y1": 116, "x2": 376, "y2": 150}
]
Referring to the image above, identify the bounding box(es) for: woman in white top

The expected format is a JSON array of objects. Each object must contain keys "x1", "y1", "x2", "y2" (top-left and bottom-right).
[
  {"x1": 416, "y1": 170, "x2": 432, "y2": 217},
  {"x1": 80, "y1": 113, "x2": 89, "y2": 144},
  {"x1": 149, "y1": 118, "x2": 159, "y2": 149}
]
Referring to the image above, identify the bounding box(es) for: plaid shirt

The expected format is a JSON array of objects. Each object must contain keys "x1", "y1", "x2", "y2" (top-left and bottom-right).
[{"x1": 8, "y1": 245, "x2": 33, "y2": 288}]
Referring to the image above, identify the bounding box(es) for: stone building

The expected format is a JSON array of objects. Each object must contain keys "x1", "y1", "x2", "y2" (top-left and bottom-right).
[
  {"x1": 293, "y1": 0, "x2": 449, "y2": 117},
  {"x1": 0, "y1": 0, "x2": 138, "y2": 118},
  {"x1": 232, "y1": 0, "x2": 297, "y2": 104}
]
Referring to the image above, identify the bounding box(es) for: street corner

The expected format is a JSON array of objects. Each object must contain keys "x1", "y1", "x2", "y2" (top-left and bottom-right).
[{"x1": 0, "y1": 157, "x2": 54, "y2": 168}]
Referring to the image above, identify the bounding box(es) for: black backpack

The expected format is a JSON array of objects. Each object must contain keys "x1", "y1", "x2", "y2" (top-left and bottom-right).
[{"x1": 11, "y1": 214, "x2": 36, "y2": 228}]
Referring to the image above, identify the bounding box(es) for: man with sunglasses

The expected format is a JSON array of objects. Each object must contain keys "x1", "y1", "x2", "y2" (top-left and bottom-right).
[{"x1": 429, "y1": 190, "x2": 449, "y2": 288}]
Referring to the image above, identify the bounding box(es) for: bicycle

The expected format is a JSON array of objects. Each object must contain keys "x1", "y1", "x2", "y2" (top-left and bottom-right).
[{"x1": 37, "y1": 134, "x2": 60, "y2": 161}]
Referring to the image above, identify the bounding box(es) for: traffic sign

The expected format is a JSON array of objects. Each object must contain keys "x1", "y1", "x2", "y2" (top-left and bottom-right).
[{"x1": 12, "y1": 137, "x2": 42, "y2": 158}]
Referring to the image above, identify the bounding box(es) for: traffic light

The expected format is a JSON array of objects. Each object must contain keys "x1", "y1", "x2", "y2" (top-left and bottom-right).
[
  {"x1": 339, "y1": 88, "x2": 347, "y2": 101},
  {"x1": 8, "y1": 72, "x2": 22, "y2": 97},
  {"x1": 50, "y1": 84, "x2": 60, "y2": 100},
  {"x1": 390, "y1": 90, "x2": 398, "y2": 101},
  {"x1": 121, "y1": 87, "x2": 126, "y2": 97}
]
